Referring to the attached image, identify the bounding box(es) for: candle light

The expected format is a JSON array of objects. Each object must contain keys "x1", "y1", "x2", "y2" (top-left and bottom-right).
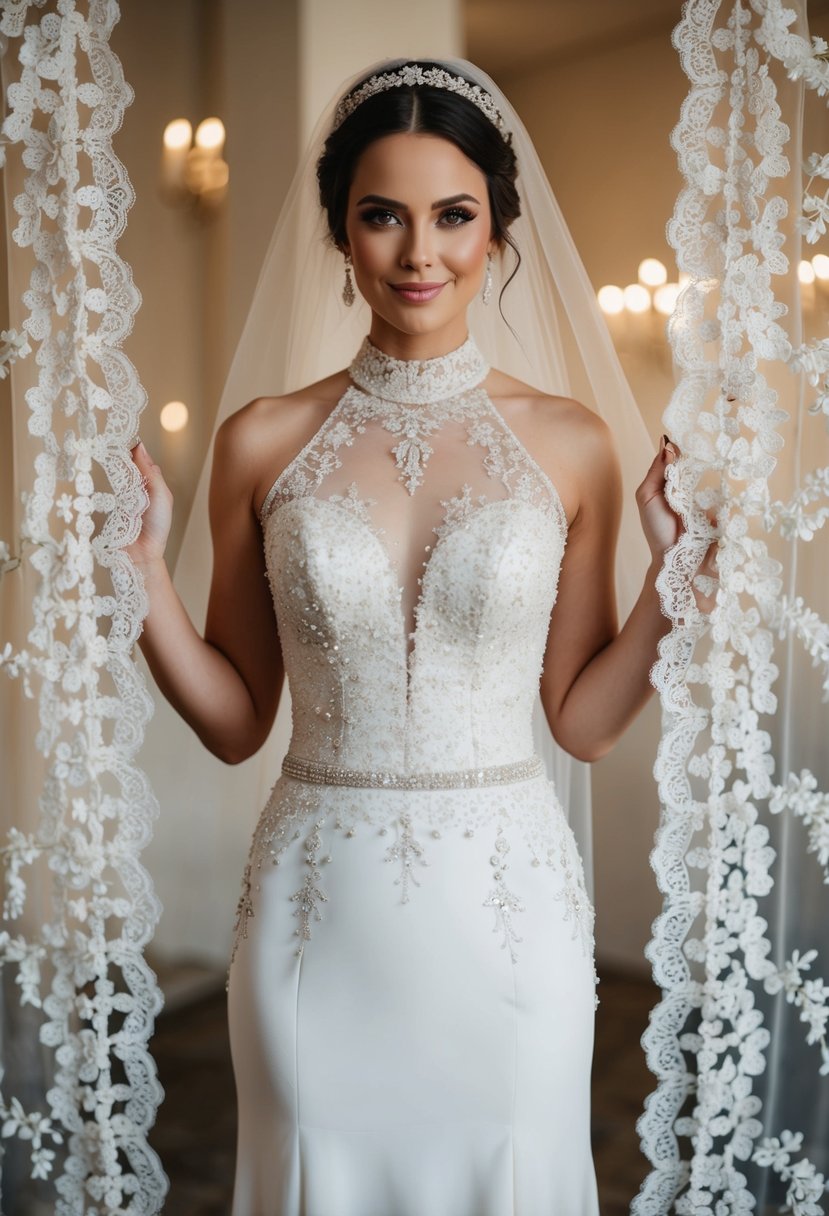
[
  {"x1": 160, "y1": 401, "x2": 189, "y2": 433},
  {"x1": 161, "y1": 119, "x2": 192, "y2": 198},
  {"x1": 638, "y1": 258, "x2": 667, "y2": 288},
  {"x1": 623, "y1": 284, "x2": 651, "y2": 314},
  {"x1": 597, "y1": 285, "x2": 625, "y2": 315}
]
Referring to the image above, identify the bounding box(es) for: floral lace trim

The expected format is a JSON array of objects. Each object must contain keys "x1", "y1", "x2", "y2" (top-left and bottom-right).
[
  {"x1": 326, "y1": 481, "x2": 380, "y2": 529},
  {"x1": 256, "y1": 332, "x2": 564, "y2": 521},
  {"x1": 634, "y1": 3, "x2": 829, "y2": 1211},
  {"x1": 259, "y1": 378, "x2": 567, "y2": 524},
  {"x1": 434, "y1": 484, "x2": 489, "y2": 539},
  {"x1": 0, "y1": 3, "x2": 166, "y2": 1207},
  {"x1": 353, "y1": 386, "x2": 493, "y2": 494}
]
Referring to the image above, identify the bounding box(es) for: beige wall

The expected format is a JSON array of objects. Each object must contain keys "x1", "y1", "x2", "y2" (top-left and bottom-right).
[
  {"x1": 300, "y1": 0, "x2": 462, "y2": 142},
  {"x1": 111, "y1": 0, "x2": 300, "y2": 563},
  {"x1": 495, "y1": 22, "x2": 684, "y2": 436},
  {"x1": 111, "y1": 0, "x2": 205, "y2": 559}
]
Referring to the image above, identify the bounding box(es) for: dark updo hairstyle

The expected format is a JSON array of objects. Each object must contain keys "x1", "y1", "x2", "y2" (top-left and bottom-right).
[{"x1": 316, "y1": 61, "x2": 522, "y2": 313}]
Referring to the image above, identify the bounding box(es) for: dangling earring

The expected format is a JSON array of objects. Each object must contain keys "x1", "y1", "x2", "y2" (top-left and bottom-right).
[
  {"x1": 482, "y1": 252, "x2": 493, "y2": 306},
  {"x1": 342, "y1": 253, "x2": 355, "y2": 307}
]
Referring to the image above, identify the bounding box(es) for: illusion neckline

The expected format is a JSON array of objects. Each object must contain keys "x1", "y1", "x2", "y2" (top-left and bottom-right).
[{"x1": 348, "y1": 334, "x2": 489, "y2": 405}]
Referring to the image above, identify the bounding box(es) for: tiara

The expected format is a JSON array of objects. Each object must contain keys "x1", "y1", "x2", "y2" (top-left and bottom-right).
[{"x1": 332, "y1": 65, "x2": 509, "y2": 136}]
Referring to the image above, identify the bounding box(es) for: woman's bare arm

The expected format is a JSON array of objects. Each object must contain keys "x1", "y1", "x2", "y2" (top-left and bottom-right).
[
  {"x1": 538, "y1": 408, "x2": 684, "y2": 763},
  {"x1": 130, "y1": 404, "x2": 284, "y2": 764}
]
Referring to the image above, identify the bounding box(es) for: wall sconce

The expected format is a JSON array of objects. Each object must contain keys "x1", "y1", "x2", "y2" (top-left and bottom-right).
[{"x1": 161, "y1": 117, "x2": 229, "y2": 210}]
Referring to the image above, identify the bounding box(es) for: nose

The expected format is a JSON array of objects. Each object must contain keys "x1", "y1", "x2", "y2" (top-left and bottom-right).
[{"x1": 400, "y1": 219, "x2": 434, "y2": 271}]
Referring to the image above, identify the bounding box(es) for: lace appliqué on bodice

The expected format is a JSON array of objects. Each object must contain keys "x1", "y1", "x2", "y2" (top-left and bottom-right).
[{"x1": 232, "y1": 335, "x2": 595, "y2": 994}]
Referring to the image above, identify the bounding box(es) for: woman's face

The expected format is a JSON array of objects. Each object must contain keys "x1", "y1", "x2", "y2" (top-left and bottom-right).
[{"x1": 343, "y1": 132, "x2": 495, "y2": 352}]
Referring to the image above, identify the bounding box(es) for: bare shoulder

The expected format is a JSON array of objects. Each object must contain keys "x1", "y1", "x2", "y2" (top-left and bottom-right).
[
  {"x1": 486, "y1": 366, "x2": 609, "y2": 439},
  {"x1": 485, "y1": 367, "x2": 615, "y2": 522},
  {"x1": 213, "y1": 367, "x2": 353, "y2": 514}
]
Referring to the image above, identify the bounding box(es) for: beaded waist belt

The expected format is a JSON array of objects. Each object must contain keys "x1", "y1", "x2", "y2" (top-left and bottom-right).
[{"x1": 281, "y1": 751, "x2": 544, "y2": 791}]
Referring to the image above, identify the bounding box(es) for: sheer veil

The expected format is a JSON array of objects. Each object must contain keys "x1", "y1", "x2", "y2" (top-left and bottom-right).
[{"x1": 141, "y1": 57, "x2": 655, "y2": 964}]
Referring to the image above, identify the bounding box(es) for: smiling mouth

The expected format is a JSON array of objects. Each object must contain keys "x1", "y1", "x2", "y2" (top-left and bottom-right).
[{"x1": 390, "y1": 282, "x2": 448, "y2": 303}]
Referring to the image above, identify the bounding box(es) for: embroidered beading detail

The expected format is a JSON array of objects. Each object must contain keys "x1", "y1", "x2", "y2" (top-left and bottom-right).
[
  {"x1": 383, "y1": 813, "x2": 428, "y2": 902},
  {"x1": 327, "y1": 481, "x2": 379, "y2": 528},
  {"x1": 290, "y1": 818, "x2": 328, "y2": 957},
  {"x1": 554, "y1": 824, "x2": 596, "y2": 966},
  {"x1": 228, "y1": 861, "x2": 255, "y2": 981},
  {"x1": 483, "y1": 826, "x2": 525, "y2": 963},
  {"x1": 434, "y1": 483, "x2": 488, "y2": 539},
  {"x1": 348, "y1": 335, "x2": 489, "y2": 405},
  {"x1": 282, "y1": 751, "x2": 544, "y2": 790}
]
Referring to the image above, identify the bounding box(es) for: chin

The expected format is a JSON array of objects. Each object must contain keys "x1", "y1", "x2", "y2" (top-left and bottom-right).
[{"x1": 377, "y1": 301, "x2": 471, "y2": 337}]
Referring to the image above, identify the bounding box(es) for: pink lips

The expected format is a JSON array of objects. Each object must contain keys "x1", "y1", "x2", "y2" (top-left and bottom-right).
[{"x1": 390, "y1": 281, "x2": 447, "y2": 303}]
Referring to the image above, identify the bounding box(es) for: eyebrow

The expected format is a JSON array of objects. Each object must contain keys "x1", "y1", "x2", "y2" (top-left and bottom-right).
[{"x1": 355, "y1": 192, "x2": 481, "y2": 210}]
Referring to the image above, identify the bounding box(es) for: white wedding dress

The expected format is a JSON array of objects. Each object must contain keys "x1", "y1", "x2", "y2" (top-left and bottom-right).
[{"x1": 226, "y1": 335, "x2": 600, "y2": 1215}]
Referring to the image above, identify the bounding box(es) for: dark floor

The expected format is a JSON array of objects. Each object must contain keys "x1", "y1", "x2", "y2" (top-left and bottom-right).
[
  {"x1": 591, "y1": 968, "x2": 657, "y2": 1212},
  {"x1": 148, "y1": 963, "x2": 657, "y2": 1215}
]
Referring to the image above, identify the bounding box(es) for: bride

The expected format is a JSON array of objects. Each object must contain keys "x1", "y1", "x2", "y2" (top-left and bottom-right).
[{"x1": 130, "y1": 58, "x2": 689, "y2": 1215}]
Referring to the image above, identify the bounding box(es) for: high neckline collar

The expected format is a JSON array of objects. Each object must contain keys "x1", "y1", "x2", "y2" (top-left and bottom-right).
[{"x1": 348, "y1": 335, "x2": 489, "y2": 405}]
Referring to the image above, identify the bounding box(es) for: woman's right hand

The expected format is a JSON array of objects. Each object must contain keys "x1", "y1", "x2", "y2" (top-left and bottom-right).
[{"x1": 126, "y1": 440, "x2": 174, "y2": 569}]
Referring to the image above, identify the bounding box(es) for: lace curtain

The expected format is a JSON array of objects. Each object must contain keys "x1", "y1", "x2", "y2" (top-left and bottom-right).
[
  {"x1": 634, "y1": 2, "x2": 829, "y2": 1212},
  {"x1": 0, "y1": 2, "x2": 167, "y2": 1210}
]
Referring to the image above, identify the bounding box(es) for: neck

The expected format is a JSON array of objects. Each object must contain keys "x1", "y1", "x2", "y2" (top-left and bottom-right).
[{"x1": 367, "y1": 314, "x2": 471, "y2": 362}]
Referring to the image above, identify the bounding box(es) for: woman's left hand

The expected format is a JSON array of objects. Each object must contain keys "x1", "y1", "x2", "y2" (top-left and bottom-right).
[{"x1": 636, "y1": 434, "x2": 683, "y2": 561}]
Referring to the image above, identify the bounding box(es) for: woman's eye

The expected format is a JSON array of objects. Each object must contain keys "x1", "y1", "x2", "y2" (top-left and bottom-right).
[
  {"x1": 440, "y1": 207, "x2": 476, "y2": 227},
  {"x1": 361, "y1": 208, "x2": 400, "y2": 227},
  {"x1": 359, "y1": 206, "x2": 476, "y2": 228}
]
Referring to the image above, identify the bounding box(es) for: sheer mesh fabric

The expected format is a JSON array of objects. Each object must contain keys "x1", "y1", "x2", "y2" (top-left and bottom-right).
[
  {"x1": 259, "y1": 384, "x2": 564, "y2": 673},
  {"x1": 255, "y1": 337, "x2": 567, "y2": 775}
]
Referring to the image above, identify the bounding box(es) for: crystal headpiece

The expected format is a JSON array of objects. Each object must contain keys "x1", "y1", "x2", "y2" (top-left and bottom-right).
[{"x1": 332, "y1": 65, "x2": 509, "y2": 137}]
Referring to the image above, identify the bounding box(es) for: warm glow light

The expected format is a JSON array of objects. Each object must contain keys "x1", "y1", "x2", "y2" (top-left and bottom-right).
[
  {"x1": 812, "y1": 254, "x2": 829, "y2": 281},
  {"x1": 654, "y1": 282, "x2": 681, "y2": 316},
  {"x1": 597, "y1": 285, "x2": 625, "y2": 315},
  {"x1": 638, "y1": 258, "x2": 667, "y2": 287},
  {"x1": 163, "y1": 119, "x2": 192, "y2": 151},
  {"x1": 160, "y1": 400, "x2": 189, "y2": 433},
  {"x1": 202, "y1": 159, "x2": 230, "y2": 192},
  {"x1": 195, "y1": 117, "x2": 226, "y2": 151},
  {"x1": 624, "y1": 283, "x2": 651, "y2": 313},
  {"x1": 798, "y1": 259, "x2": 816, "y2": 284},
  {"x1": 678, "y1": 271, "x2": 691, "y2": 287}
]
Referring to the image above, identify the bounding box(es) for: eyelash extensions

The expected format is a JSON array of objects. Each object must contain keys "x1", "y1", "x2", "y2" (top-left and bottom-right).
[{"x1": 359, "y1": 205, "x2": 477, "y2": 228}]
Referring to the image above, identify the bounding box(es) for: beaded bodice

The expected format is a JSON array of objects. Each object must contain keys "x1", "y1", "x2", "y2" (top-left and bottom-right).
[{"x1": 259, "y1": 335, "x2": 568, "y2": 774}]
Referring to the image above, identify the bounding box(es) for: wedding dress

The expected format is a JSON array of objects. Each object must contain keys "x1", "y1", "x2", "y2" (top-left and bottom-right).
[{"x1": 226, "y1": 334, "x2": 601, "y2": 1215}]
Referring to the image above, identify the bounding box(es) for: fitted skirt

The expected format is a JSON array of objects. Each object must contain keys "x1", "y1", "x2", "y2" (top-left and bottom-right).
[{"x1": 226, "y1": 771, "x2": 600, "y2": 1216}]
